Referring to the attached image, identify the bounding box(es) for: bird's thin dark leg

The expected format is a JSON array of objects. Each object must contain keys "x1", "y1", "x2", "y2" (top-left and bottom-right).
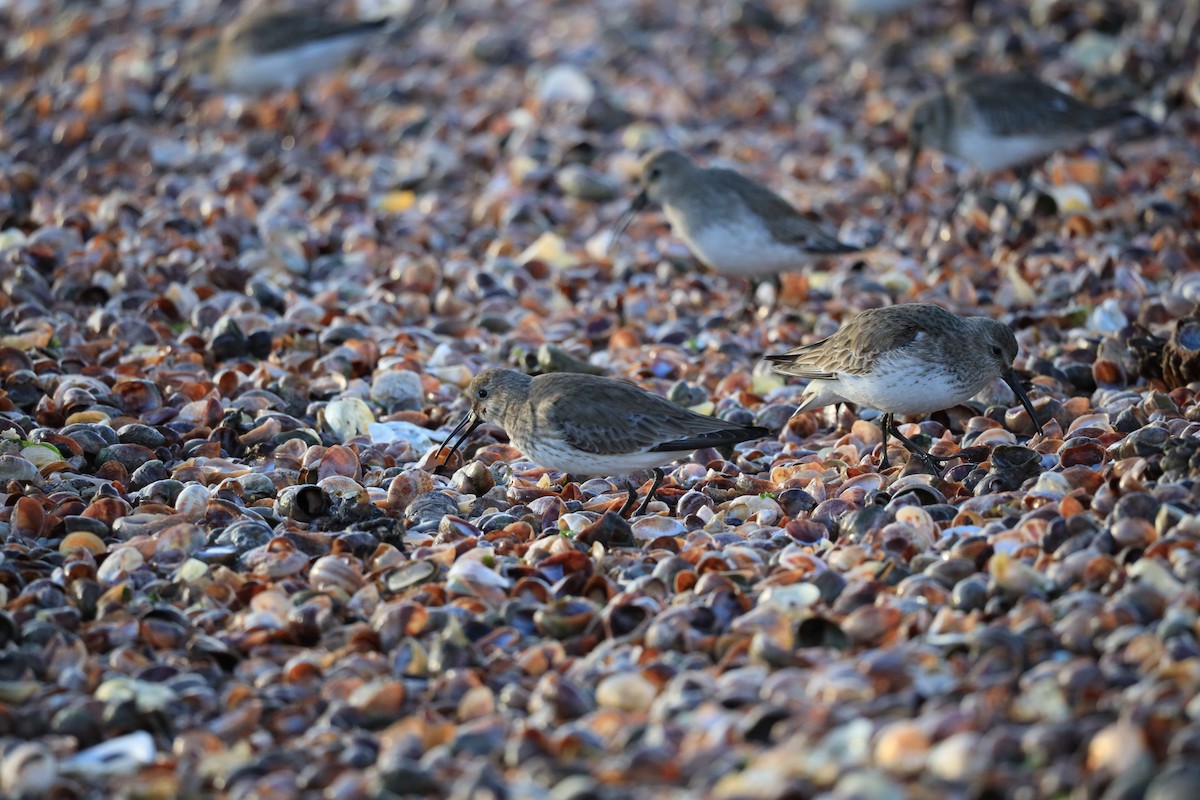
[
  {"x1": 618, "y1": 479, "x2": 639, "y2": 518},
  {"x1": 743, "y1": 279, "x2": 760, "y2": 317},
  {"x1": 744, "y1": 276, "x2": 777, "y2": 319},
  {"x1": 634, "y1": 468, "x2": 666, "y2": 516},
  {"x1": 1009, "y1": 164, "x2": 1033, "y2": 207},
  {"x1": 885, "y1": 419, "x2": 959, "y2": 477},
  {"x1": 878, "y1": 413, "x2": 892, "y2": 470}
]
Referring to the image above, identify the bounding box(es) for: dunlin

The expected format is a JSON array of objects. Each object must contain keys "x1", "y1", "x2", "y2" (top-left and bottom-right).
[
  {"x1": 611, "y1": 149, "x2": 858, "y2": 284},
  {"x1": 437, "y1": 368, "x2": 770, "y2": 515},
  {"x1": 765, "y1": 303, "x2": 1043, "y2": 474},
  {"x1": 905, "y1": 73, "x2": 1146, "y2": 188},
  {"x1": 189, "y1": 9, "x2": 392, "y2": 92}
]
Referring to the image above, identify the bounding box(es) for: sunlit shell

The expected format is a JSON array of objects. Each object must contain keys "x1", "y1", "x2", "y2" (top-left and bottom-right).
[
  {"x1": 19, "y1": 444, "x2": 63, "y2": 471},
  {"x1": 243, "y1": 538, "x2": 310, "y2": 579},
  {"x1": 60, "y1": 531, "x2": 108, "y2": 556},
  {"x1": 174, "y1": 484, "x2": 210, "y2": 521},
  {"x1": 96, "y1": 546, "x2": 145, "y2": 585},
  {"x1": 316, "y1": 475, "x2": 370, "y2": 504},
  {"x1": 309, "y1": 555, "x2": 365, "y2": 594}
]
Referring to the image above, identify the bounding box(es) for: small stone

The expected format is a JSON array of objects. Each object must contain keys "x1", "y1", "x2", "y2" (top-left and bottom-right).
[
  {"x1": 370, "y1": 370, "x2": 425, "y2": 412},
  {"x1": 116, "y1": 423, "x2": 165, "y2": 449},
  {"x1": 96, "y1": 443, "x2": 156, "y2": 473}
]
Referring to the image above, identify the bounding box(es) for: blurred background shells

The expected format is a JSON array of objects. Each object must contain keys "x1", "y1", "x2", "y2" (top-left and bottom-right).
[{"x1": 0, "y1": 0, "x2": 1198, "y2": 796}]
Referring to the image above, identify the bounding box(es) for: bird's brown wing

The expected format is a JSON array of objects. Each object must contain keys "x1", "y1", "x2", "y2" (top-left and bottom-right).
[
  {"x1": 765, "y1": 304, "x2": 947, "y2": 377},
  {"x1": 230, "y1": 12, "x2": 388, "y2": 54},
  {"x1": 535, "y1": 375, "x2": 763, "y2": 455},
  {"x1": 959, "y1": 74, "x2": 1118, "y2": 136}
]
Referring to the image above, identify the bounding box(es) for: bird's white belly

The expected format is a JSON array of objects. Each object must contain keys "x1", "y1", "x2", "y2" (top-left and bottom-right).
[
  {"x1": 222, "y1": 36, "x2": 370, "y2": 91},
  {"x1": 515, "y1": 436, "x2": 682, "y2": 477},
  {"x1": 834, "y1": 364, "x2": 980, "y2": 416},
  {"x1": 667, "y1": 209, "x2": 810, "y2": 277},
  {"x1": 951, "y1": 127, "x2": 1074, "y2": 172}
]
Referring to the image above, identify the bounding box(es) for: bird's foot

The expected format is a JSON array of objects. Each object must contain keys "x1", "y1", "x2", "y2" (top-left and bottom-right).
[{"x1": 619, "y1": 468, "x2": 666, "y2": 518}]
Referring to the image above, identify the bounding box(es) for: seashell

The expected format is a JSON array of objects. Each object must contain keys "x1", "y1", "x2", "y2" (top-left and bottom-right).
[
  {"x1": 368, "y1": 420, "x2": 436, "y2": 452},
  {"x1": 215, "y1": 519, "x2": 273, "y2": 551},
  {"x1": 725, "y1": 493, "x2": 783, "y2": 526},
  {"x1": 113, "y1": 380, "x2": 163, "y2": 415},
  {"x1": 595, "y1": 672, "x2": 657, "y2": 712},
  {"x1": 229, "y1": 472, "x2": 276, "y2": 502},
  {"x1": 446, "y1": 558, "x2": 511, "y2": 590},
  {"x1": 369, "y1": 369, "x2": 425, "y2": 412},
  {"x1": 989, "y1": 552, "x2": 1053, "y2": 596},
  {"x1": 0, "y1": 454, "x2": 41, "y2": 484},
  {"x1": 457, "y1": 685, "x2": 497, "y2": 722},
  {"x1": 451, "y1": 460, "x2": 495, "y2": 495},
  {"x1": 1057, "y1": 437, "x2": 1105, "y2": 468},
  {"x1": 1162, "y1": 317, "x2": 1200, "y2": 389},
  {"x1": 174, "y1": 483, "x2": 210, "y2": 521},
  {"x1": 318, "y1": 444, "x2": 362, "y2": 482},
  {"x1": 242, "y1": 537, "x2": 309, "y2": 579},
  {"x1": 533, "y1": 597, "x2": 600, "y2": 639},
  {"x1": 60, "y1": 530, "x2": 108, "y2": 556},
  {"x1": 276, "y1": 484, "x2": 331, "y2": 522},
  {"x1": 759, "y1": 582, "x2": 821, "y2": 611},
  {"x1": 971, "y1": 427, "x2": 1018, "y2": 447},
  {"x1": 630, "y1": 515, "x2": 687, "y2": 541},
  {"x1": 112, "y1": 512, "x2": 186, "y2": 541},
  {"x1": 96, "y1": 546, "x2": 145, "y2": 585},
  {"x1": 404, "y1": 491, "x2": 459, "y2": 526},
  {"x1": 62, "y1": 729, "x2": 157, "y2": 777},
  {"x1": 874, "y1": 720, "x2": 931, "y2": 776},
  {"x1": 323, "y1": 397, "x2": 375, "y2": 442},
  {"x1": 842, "y1": 604, "x2": 901, "y2": 646},
  {"x1": 19, "y1": 443, "x2": 64, "y2": 471},
  {"x1": 0, "y1": 742, "x2": 57, "y2": 798},
  {"x1": 309, "y1": 555, "x2": 365, "y2": 595},
  {"x1": 386, "y1": 469, "x2": 437, "y2": 513},
  {"x1": 385, "y1": 560, "x2": 439, "y2": 593},
  {"x1": 348, "y1": 679, "x2": 408, "y2": 722},
  {"x1": 10, "y1": 495, "x2": 46, "y2": 538}
]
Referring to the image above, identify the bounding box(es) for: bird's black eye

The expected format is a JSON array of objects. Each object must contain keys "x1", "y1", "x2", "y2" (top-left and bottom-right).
[
  {"x1": 991, "y1": 346, "x2": 1003, "y2": 357},
  {"x1": 648, "y1": 167, "x2": 661, "y2": 180},
  {"x1": 476, "y1": 388, "x2": 488, "y2": 399}
]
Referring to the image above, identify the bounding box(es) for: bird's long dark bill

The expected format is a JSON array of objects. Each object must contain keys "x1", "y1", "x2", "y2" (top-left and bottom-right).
[
  {"x1": 436, "y1": 411, "x2": 482, "y2": 462},
  {"x1": 608, "y1": 190, "x2": 649, "y2": 256},
  {"x1": 1003, "y1": 369, "x2": 1044, "y2": 437}
]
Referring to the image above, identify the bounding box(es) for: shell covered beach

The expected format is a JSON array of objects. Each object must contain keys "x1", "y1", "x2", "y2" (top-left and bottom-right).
[{"x1": 2, "y1": 0, "x2": 1200, "y2": 798}]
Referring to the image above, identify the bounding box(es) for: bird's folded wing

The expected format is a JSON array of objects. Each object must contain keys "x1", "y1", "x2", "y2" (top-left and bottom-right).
[{"x1": 552, "y1": 404, "x2": 759, "y2": 456}]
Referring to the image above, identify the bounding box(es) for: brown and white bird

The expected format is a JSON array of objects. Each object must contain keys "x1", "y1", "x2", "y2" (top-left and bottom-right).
[
  {"x1": 765, "y1": 303, "x2": 1043, "y2": 474},
  {"x1": 905, "y1": 73, "x2": 1147, "y2": 188},
  {"x1": 187, "y1": 9, "x2": 393, "y2": 92},
  {"x1": 438, "y1": 368, "x2": 769, "y2": 515},
  {"x1": 611, "y1": 149, "x2": 859, "y2": 281}
]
